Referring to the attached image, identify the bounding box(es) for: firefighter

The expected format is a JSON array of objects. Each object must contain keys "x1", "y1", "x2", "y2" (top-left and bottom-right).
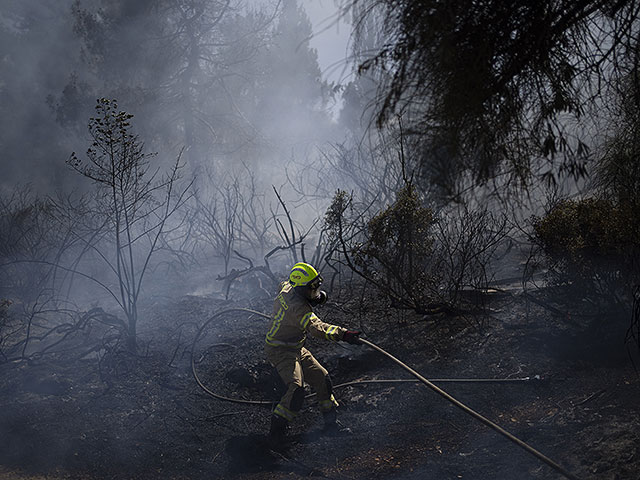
[{"x1": 265, "y1": 262, "x2": 361, "y2": 447}]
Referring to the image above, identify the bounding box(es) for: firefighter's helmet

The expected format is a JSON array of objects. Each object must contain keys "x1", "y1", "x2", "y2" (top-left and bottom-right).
[{"x1": 289, "y1": 262, "x2": 322, "y2": 289}]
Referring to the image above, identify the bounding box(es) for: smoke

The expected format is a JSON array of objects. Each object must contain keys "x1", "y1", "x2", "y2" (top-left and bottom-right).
[
  {"x1": 0, "y1": 1, "x2": 82, "y2": 192},
  {"x1": 0, "y1": 0, "x2": 362, "y2": 323},
  {"x1": 0, "y1": 0, "x2": 368, "y2": 312},
  {"x1": 0, "y1": 0, "x2": 355, "y2": 197}
]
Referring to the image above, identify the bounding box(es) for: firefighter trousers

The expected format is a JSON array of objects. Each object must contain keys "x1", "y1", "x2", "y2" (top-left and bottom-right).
[{"x1": 265, "y1": 345, "x2": 338, "y2": 422}]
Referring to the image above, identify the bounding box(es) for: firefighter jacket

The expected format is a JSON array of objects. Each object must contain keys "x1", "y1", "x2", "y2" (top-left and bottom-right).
[{"x1": 265, "y1": 282, "x2": 345, "y2": 349}]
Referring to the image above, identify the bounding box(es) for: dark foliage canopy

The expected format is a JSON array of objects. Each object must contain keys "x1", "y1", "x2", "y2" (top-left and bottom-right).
[{"x1": 349, "y1": 0, "x2": 640, "y2": 194}]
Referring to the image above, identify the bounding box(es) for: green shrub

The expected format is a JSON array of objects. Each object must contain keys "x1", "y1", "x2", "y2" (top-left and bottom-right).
[
  {"x1": 326, "y1": 185, "x2": 507, "y2": 316},
  {"x1": 533, "y1": 197, "x2": 639, "y2": 309},
  {"x1": 353, "y1": 184, "x2": 434, "y2": 309}
]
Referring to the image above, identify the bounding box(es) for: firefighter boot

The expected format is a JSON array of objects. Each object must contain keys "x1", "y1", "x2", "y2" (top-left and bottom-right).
[
  {"x1": 322, "y1": 409, "x2": 352, "y2": 436},
  {"x1": 268, "y1": 414, "x2": 288, "y2": 450}
]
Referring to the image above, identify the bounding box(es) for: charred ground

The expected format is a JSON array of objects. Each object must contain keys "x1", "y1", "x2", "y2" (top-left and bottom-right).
[{"x1": 0, "y1": 286, "x2": 638, "y2": 480}]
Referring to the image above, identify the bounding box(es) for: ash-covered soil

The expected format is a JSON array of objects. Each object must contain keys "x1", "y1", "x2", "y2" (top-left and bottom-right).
[{"x1": 0, "y1": 287, "x2": 638, "y2": 480}]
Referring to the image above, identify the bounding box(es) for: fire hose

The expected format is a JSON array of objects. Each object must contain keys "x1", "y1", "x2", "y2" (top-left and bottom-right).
[{"x1": 191, "y1": 308, "x2": 582, "y2": 480}]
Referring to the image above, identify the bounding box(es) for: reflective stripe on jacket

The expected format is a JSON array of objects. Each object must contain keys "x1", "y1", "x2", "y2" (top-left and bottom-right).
[{"x1": 265, "y1": 282, "x2": 345, "y2": 348}]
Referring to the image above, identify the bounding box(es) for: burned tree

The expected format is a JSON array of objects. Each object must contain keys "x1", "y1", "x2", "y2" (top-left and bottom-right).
[{"x1": 68, "y1": 98, "x2": 192, "y2": 350}]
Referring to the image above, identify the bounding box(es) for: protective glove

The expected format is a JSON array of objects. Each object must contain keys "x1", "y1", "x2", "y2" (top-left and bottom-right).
[
  {"x1": 342, "y1": 330, "x2": 361, "y2": 345},
  {"x1": 309, "y1": 290, "x2": 328, "y2": 306}
]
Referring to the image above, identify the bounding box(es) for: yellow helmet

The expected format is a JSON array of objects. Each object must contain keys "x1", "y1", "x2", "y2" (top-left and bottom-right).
[{"x1": 289, "y1": 262, "x2": 322, "y2": 288}]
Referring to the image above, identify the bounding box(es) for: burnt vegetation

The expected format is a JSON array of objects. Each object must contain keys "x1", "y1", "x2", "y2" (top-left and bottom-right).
[{"x1": 1, "y1": 1, "x2": 640, "y2": 479}]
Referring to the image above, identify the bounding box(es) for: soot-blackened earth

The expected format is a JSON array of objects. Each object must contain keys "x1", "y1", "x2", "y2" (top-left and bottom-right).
[{"x1": 0, "y1": 285, "x2": 638, "y2": 480}]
